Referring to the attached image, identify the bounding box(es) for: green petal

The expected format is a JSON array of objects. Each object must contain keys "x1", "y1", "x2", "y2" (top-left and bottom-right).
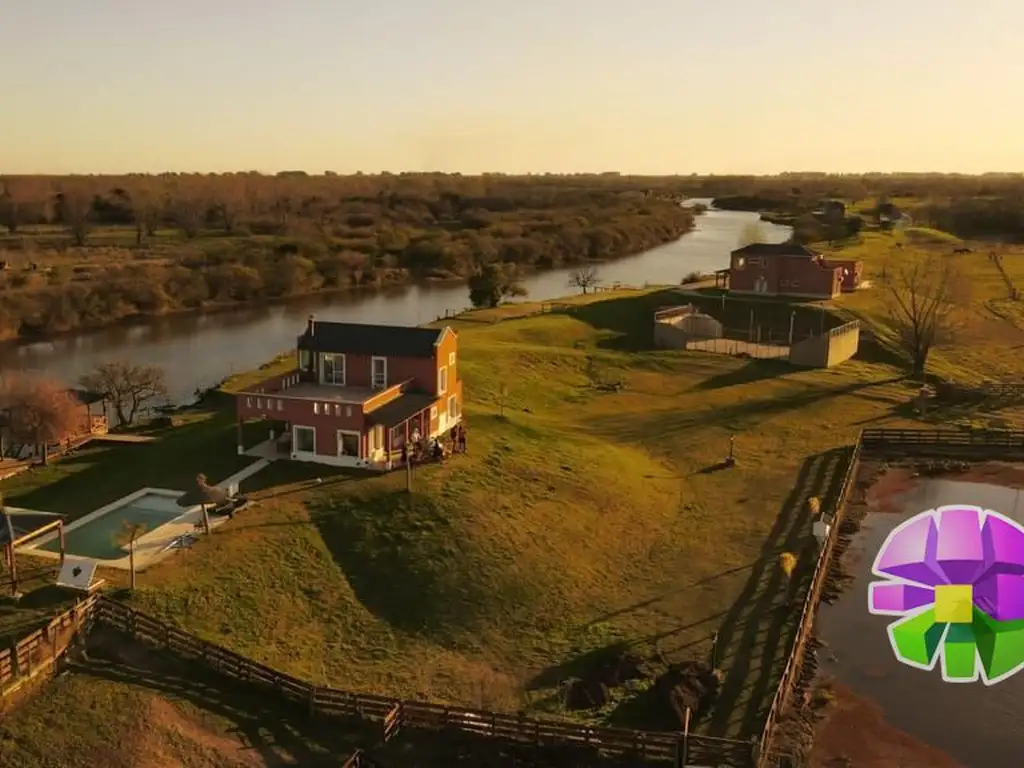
[
  {"x1": 973, "y1": 608, "x2": 1024, "y2": 683},
  {"x1": 889, "y1": 609, "x2": 946, "y2": 668}
]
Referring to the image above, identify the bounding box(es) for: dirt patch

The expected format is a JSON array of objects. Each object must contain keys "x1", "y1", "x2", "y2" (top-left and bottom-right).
[
  {"x1": 865, "y1": 466, "x2": 919, "y2": 514},
  {"x1": 653, "y1": 661, "x2": 721, "y2": 726},
  {"x1": 564, "y1": 646, "x2": 649, "y2": 710},
  {"x1": 134, "y1": 697, "x2": 265, "y2": 768},
  {"x1": 946, "y1": 460, "x2": 1024, "y2": 489},
  {"x1": 809, "y1": 684, "x2": 963, "y2": 768}
]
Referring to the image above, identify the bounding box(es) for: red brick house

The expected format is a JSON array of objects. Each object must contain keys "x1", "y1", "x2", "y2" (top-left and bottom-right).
[
  {"x1": 724, "y1": 243, "x2": 862, "y2": 299},
  {"x1": 235, "y1": 316, "x2": 463, "y2": 470}
]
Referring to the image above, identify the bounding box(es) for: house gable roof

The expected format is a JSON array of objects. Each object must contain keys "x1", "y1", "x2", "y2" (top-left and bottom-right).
[
  {"x1": 732, "y1": 243, "x2": 820, "y2": 258},
  {"x1": 297, "y1": 321, "x2": 446, "y2": 358}
]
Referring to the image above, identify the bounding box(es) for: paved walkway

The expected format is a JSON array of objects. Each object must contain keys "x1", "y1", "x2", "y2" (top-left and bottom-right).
[
  {"x1": 91, "y1": 433, "x2": 157, "y2": 444},
  {"x1": 216, "y1": 459, "x2": 271, "y2": 491}
]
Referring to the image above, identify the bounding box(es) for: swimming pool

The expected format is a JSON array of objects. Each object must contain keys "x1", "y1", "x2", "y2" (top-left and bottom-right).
[{"x1": 39, "y1": 489, "x2": 187, "y2": 561}]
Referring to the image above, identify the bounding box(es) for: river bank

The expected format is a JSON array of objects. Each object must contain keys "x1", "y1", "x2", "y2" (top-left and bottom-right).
[{"x1": 0, "y1": 203, "x2": 789, "y2": 404}]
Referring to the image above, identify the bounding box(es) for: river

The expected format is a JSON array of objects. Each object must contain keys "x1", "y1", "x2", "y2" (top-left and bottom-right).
[{"x1": 0, "y1": 201, "x2": 788, "y2": 404}]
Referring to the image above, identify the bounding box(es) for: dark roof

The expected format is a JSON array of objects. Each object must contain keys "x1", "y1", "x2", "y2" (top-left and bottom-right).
[
  {"x1": 0, "y1": 509, "x2": 64, "y2": 547},
  {"x1": 732, "y1": 243, "x2": 819, "y2": 258},
  {"x1": 69, "y1": 388, "x2": 105, "y2": 406},
  {"x1": 367, "y1": 392, "x2": 437, "y2": 428},
  {"x1": 297, "y1": 322, "x2": 446, "y2": 358}
]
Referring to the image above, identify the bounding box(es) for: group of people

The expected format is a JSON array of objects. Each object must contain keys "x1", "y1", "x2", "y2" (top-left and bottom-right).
[{"x1": 399, "y1": 423, "x2": 468, "y2": 466}]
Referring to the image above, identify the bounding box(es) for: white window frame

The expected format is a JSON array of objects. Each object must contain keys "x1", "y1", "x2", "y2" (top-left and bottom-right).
[
  {"x1": 276, "y1": 399, "x2": 283, "y2": 411},
  {"x1": 430, "y1": 405, "x2": 438, "y2": 420},
  {"x1": 371, "y1": 356, "x2": 388, "y2": 390},
  {"x1": 293, "y1": 425, "x2": 316, "y2": 454},
  {"x1": 448, "y1": 351, "x2": 456, "y2": 367},
  {"x1": 246, "y1": 397, "x2": 252, "y2": 408},
  {"x1": 322, "y1": 352, "x2": 346, "y2": 385},
  {"x1": 337, "y1": 429, "x2": 361, "y2": 458},
  {"x1": 448, "y1": 395, "x2": 457, "y2": 419},
  {"x1": 438, "y1": 365, "x2": 448, "y2": 395},
  {"x1": 313, "y1": 402, "x2": 320, "y2": 415}
]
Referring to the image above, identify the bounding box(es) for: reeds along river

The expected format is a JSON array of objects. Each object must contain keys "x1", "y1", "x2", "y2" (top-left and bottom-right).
[{"x1": 0, "y1": 202, "x2": 789, "y2": 405}]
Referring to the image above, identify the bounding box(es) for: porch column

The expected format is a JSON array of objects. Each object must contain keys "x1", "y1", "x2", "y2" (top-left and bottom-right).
[
  {"x1": 236, "y1": 414, "x2": 244, "y2": 456},
  {"x1": 58, "y1": 522, "x2": 66, "y2": 567},
  {"x1": 385, "y1": 427, "x2": 393, "y2": 470}
]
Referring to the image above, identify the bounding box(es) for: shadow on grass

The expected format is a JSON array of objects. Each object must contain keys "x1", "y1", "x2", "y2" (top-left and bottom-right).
[
  {"x1": 589, "y1": 376, "x2": 903, "y2": 443},
  {"x1": 239, "y1": 460, "x2": 356, "y2": 495},
  {"x1": 75, "y1": 626, "x2": 370, "y2": 766},
  {"x1": 307, "y1": 490, "x2": 485, "y2": 639},
  {"x1": 694, "y1": 359, "x2": 793, "y2": 392},
  {"x1": 701, "y1": 446, "x2": 854, "y2": 740},
  {"x1": 567, "y1": 290, "x2": 679, "y2": 351}
]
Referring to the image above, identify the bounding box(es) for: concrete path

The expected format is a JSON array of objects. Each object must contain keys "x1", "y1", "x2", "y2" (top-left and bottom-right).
[
  {"x1": 216, "y1": 459, "x2": 271, "y2": 491},
  {"x1": 91, "y1": 433, "x2": 157, "y2": 444}
]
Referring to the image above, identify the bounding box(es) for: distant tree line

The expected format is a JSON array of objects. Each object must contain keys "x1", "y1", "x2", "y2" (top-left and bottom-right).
[{"x1": 0, "y1": 174, "x2": 696, "y2": 340}]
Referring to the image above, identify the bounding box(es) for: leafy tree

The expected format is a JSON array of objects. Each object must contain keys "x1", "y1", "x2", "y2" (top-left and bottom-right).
[
  {"x1": 0, "y1": 375, "x2": 83, "y2": 465},
  {"x1": 468, "y1": 264, "x2": 525, "y2": 308},
  {"x1": 79, "y1": 362, "x2": 168, "y2": 426}
]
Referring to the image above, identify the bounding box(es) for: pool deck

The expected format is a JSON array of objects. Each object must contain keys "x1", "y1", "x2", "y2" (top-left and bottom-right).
[{"x1": 14, "y1": 458, "x2": 272, "y2": 572}]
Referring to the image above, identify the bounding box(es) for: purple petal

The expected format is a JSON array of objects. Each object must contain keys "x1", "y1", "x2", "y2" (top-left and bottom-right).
[
  {"x1": 869, "y1": 581, "x2": 935, "y2": 614},
  {"x1": 874, "y1": 513, "x2": 948, "y2": 586},
  {"x1": 981, "y1": 513, "x2": 1024, "y2": 576},
  {"x1": 974, "y1": 571, "x2": 1024, "y2": 622},
  {"x1": 935, "y1": 506, "x2": 986, "y2": 584}
]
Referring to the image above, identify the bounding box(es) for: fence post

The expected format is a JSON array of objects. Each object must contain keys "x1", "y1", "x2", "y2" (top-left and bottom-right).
[{"x1": 681, "y1": 707, "x2": 691, "y2": 767}]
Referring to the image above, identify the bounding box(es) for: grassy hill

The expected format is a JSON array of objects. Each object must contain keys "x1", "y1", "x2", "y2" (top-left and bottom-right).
[{"x1": 3, "y1": 273, "x2": 1024, "y2": 762}]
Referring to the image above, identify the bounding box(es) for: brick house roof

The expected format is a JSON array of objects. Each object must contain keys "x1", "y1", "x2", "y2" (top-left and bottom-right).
[
  {"x1": 732, "y1": 243, "x2": 820, "y2": 258},
  {"x1": 297, "y1": 319, "x2": 447, "y2": 358}
]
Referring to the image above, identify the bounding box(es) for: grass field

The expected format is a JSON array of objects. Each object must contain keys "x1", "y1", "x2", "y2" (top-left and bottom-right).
[{"x1": 2, "y1": 270, "x2": 1024, "y2": 761}]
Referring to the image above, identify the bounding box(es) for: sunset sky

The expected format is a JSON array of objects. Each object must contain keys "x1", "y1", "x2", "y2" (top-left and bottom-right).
[{"x1": 2, "y1": 0, "x2": 1021, "y2": 175}]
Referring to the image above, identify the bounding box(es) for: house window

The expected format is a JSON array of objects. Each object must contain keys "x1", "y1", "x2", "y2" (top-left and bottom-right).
[
  {"x1": 430, "y1": 406, "x2": 438, "y2": 420},
  {"x1": 371, "y1": 356, "x2": 387, "y2": 390},
  {"x1": 277, "y1": 399, "x2": 283, "y2": 411},
  {"x1": 323, "y1": 353, "x2": 346, "y2": 385},
  {"x1": 337, "y1": 430, "x2": 360, "y2": 457},
  {"x1": 449, "y1": 352, "x2": 456, "y2": 367},
  {"x1": 448, "y1": 395, "x2": 457, "y2": 419},
  {"x1": 346, "y1": 405, "x2": 352, "y2": 417},
  {"x1": 333, "y1": 404, "x2": 341, "y2": 416},
  {"x1": 438, "y1": 366, "x2": 448, "y2": 395},
  {"x1": 790, "y1": 280, "x2": 800, "y2": 288},
  {"x1": 735, "y1": 257, "x2": 745, "y2": 269},
  {"x1": 256, "y1": 398, "x2": 263, "y2": 410},
  {"x1": 246, "y1": 397, "x2": 252, "y2": 408},
  {"x1": 313, "y1": 402, "x2": 320, "y2": 415},
  {"x1": 299, "y1": 349, "x2": 311, "y2": 370},
  {"x1": 294, "y1": 426, "x2": 315, "y2": 453}
]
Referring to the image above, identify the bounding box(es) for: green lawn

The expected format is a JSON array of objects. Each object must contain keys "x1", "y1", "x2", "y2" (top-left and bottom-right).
[{"x1": 3, "y1": 279, "x2": 1023, "y2": 754}]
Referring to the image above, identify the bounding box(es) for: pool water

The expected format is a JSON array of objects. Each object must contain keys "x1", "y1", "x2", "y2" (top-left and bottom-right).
[{"x1": 41, "y1": 492, "x2": 184, "y2": 560}]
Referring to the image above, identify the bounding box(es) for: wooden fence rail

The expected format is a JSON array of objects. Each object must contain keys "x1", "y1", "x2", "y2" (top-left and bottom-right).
[
  {"x1": 754, "y1": 441, "x2": 861, "y2": 765},
  {"x1": 0, "y1": 595, "x2": 98, "y2": 695},
  {"x1": 90, "y1": 597, "x2": 754, "y2": 765},
  {"x1": 860, "y1": 427, "x2": 1024, "y2": 457}
]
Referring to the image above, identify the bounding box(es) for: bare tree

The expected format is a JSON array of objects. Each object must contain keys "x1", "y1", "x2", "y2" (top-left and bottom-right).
[
  {"x1": 128, "y1": 184, "x2": 164, "y2": 244},
  {"x1": 879, "y1": 251, "x2": 970, "y2": 377},
  {"x1": 0, "y1": 375, "x2": 83, "y2": 465},
  {"x1": 568, "y1": 265, "x2": 601, "y2": 295},
  {"x1": 79, "y1": 362, "x2": 168, "y2": 427},
  {"x1": 56, "y1": 188, "x2": 93, "y2": 246}
]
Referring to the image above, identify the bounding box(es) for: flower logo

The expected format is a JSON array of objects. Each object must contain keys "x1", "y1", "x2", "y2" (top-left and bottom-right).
[{"x1": 868, "y1": 505, "x2": 1024, "y2": 685}]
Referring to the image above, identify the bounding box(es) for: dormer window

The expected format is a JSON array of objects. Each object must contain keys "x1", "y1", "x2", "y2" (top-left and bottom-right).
[{"x1": 735, "y1": 257, "x2": 746, "y2": 269}]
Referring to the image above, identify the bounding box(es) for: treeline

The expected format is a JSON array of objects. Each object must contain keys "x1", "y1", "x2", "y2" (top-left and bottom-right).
[
  {"x1": 0, "y1": 174, "x2": 695, "y2": 341},
  {"x1": 922, "y1": 198, "x2": 1024, "y2": 242}
]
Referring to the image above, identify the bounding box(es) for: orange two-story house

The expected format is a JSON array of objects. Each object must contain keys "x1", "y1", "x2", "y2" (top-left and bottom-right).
[{"x1": 234, "y1": 316, "x2": 463, "y2": 470}]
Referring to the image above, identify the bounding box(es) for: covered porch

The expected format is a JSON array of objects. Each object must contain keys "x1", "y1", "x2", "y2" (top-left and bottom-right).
[
  {"x1": 713, "y1": 268, "x2": 730, "y2": 290},
  {"x1": 369, "y1": 392, "x2": 438, "y2": 469}
]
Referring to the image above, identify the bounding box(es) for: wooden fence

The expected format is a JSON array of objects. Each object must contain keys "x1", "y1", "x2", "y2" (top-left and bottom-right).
[
  {"x1": 860, "y1": 427, "x2": 1024, "y2": 457},
  {"x1": 755, "y1": 441, "x2": 861, "y2": 766},
  {"x1": 91, "y1": 598, "x2": 755, "y2": 766},
  {"x1": 0, "y1": 595, "x2": 98, "y2": 698}
]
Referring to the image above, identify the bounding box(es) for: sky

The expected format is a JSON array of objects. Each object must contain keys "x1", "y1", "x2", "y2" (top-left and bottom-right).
[{"x1": 1, "y1": 0, "x2": 1022, "y2": 175}]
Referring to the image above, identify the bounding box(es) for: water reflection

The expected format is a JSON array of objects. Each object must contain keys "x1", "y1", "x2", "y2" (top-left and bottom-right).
[{"x1": 0, "y1": 202, "x2": 788, "y2": 403}]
